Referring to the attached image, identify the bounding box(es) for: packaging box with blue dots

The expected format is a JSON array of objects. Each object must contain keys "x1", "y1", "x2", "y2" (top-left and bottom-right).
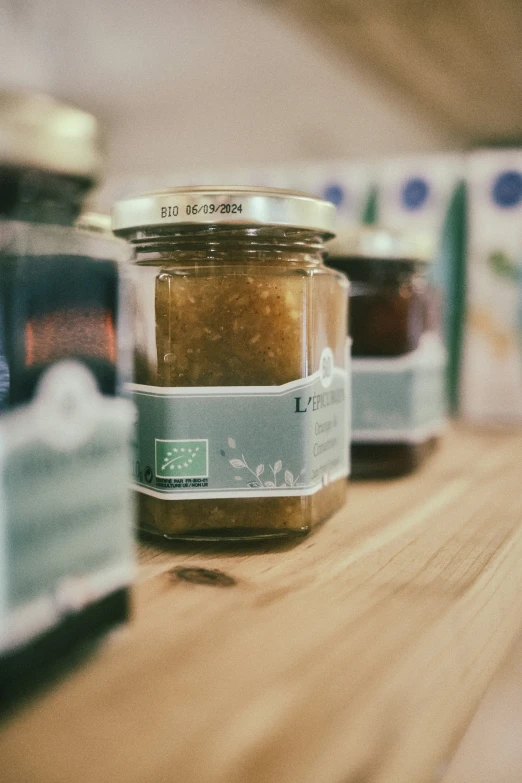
[
  {"x1": 190, "y1": 161, "x2": 375, "y2": 233},
  {"x1": 373, "y1": 154, "x2": 466, "y2": 412},
  {"x1": 276, "y1": 160, "x2": 374, "y2": 231},
  {"x1": 460, "y1": 150, "x2": 522, "y2": 423}
]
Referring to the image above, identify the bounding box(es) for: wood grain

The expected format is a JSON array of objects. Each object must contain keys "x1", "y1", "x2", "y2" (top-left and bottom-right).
[
  {"x1": 442, "y1": 625, "x2": 522, "y2": 782},
  {"x1": 1, "y1": 425, "x2": 522, "y2": 783},
  {"x1": 262, "y1": 0, "x2": 522, "y2": 141}
]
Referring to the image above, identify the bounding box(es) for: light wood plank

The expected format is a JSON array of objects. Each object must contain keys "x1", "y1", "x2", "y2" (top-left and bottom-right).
[
  {"x1": 1, "y1": 426, "x2": 522, "y2": 783},
  {"x1": 262, "y1": 0, "x2": 522, "y2": 140},
  {"x1": 443, "y1": 627, "x2": 522, "y2": 782}
]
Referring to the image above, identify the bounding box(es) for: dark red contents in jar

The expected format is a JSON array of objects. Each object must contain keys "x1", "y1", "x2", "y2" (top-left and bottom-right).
[{"x1": 326, "y1": 256, "x2": 427, "y2": 358}]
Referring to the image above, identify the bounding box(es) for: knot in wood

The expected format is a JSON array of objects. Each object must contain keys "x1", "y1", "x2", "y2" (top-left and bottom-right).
[{"x1": 170, "y1": 566, "x2": 236, "y2": 587}]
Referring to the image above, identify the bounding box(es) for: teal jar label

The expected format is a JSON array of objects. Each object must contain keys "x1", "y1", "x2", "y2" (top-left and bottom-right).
[
  {"x1": 130, "y1": 348, "x2": 350, "y2": 500},
  {"x1": 0, "y1": 361, "x2": 135, "y2": 654},
  {"x1": 352, "y1": 334, "x2": 446, "y2": 443}
]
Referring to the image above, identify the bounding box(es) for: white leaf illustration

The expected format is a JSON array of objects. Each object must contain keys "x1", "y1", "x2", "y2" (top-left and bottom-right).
[
  {"x1": 285, "y1": 470, "x2": 294, "y2": 486},
  {"x1": 264, "y1": 481, "x2": 276, "y2": 488},
  {"x1": 228, "y1": 437, "x2": 236, "y2": 449},
  {"x1": 256, "y1": 464, "x2": 264, "y2": 477},
  {"x1": 235, "y1": 476, "x2": 242, "y2": 481},
  {"x1": 274, "y1": 460, "x2": 282, "y2": 474},
  {"x1": 230, "y1": 458, "x2": 245, "y2": 468}
]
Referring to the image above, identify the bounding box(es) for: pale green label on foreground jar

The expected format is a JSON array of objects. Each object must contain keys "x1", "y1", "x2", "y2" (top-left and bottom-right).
[
  {"x1": 352, "y1": 333, "x2": 446, "y2": 443},
  {"x1": 130, "y1": 349, "x2": 350, "y2": 500},
  {"x1": 0, "y1": 362, "x2": 135, "y2": 654}
]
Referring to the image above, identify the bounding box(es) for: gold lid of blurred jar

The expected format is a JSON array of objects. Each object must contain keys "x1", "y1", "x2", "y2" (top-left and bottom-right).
[
  {"x1": 75, "y1": 211, "x2": 113, "y2": 236},
  {"x1": 111, "y1": 186, "x2": 337, "y2": 238},
  {"x1": 328, "y1": 225, "x2": 434, "y2": 263},
  {"x1": 0, "y1": 90, "x2": 102, "y2": 183}
]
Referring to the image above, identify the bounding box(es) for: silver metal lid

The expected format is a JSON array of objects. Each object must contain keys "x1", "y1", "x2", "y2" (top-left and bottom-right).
[
  {"x1": 0, "y1": 90, "x2": 102, "y2": 182},
  {"x1": 111, "y1": 186, "x2": 336, "y2": 237},
  {"x1": 328, "y1": 226, "x2": 434, "y2": 262}
]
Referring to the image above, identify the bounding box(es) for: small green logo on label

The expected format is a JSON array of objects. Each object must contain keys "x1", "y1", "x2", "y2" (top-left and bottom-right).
[{"x1": 155, "y1": 439, "x2": 208, "y2": 478}]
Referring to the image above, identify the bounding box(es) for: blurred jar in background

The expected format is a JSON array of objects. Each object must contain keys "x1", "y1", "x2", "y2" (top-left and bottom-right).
[
  {"x1": 326, "y1": 227, "x2": 446, "y2": 478},
  {"x1": 0, "y1": 91, "x2": 129, "y2": 409},
  {"x1": 75, "y1": 210, "x2": 113, "y2": 236},
  {"x1": 327, "y1": 226, "x2": 436, "y2": 356}
]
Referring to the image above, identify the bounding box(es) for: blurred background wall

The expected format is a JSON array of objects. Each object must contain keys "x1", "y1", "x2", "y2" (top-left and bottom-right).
[{"x1": 0, "y1": 0, "x2": 459, "y2": 187}]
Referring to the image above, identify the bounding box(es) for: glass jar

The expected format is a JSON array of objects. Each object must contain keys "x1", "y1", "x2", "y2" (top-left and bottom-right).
[
  {"x1": 0, "y1": 91, "x2": 133, "y2": 704},
  {"x1": 0, "y1": 92, "x2": 131, "y2": 407},
  {"x1": 326, "y1": 228, "x2": 445, "y2": 478},
  {"x1": 113, "y1": 186, "x2": 350, "y2": 541},
  {"x1": 327, "y1": 230, "x2": 429, "y2": 358}
]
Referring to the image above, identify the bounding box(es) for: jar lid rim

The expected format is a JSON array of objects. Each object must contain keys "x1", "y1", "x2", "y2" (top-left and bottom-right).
[
  {"x1": 75, "y1": 211, "x2": 113, "y2": 236},
  {"x1": 328, "y1": 225, "x2": 434, "y2": 262},
  {"x1": 0, "y1": 90, "x2": 102, "y2": 182},
  {"x1": 111, "y1": 186, "x2": 336, "y2": 237}
]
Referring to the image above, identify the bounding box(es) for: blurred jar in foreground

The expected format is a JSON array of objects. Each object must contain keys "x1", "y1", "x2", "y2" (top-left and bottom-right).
[
  {"x1": 0, "y1": 93, "x2": 131, "y2": 407},
  {"x1": 326, "y1": 227, "x2": 446, "y2": 478},
  {"x1": 113, "y1": 186, "x2": 350, "y2": 541},
  {"x1": 0, "y1": 92, "x2": 134, "y2": 705}
]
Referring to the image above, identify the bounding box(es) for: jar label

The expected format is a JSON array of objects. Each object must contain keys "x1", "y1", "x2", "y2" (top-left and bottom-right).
[
  {"x1": 0, "y1": 361, "x2": 135, "y2": 654},
  {"x1": 352, "y1": 333, "x2": 446, "y2": 443},
  {"x1": 129, "y1": 350, "x2": 350, "y2": 500}
]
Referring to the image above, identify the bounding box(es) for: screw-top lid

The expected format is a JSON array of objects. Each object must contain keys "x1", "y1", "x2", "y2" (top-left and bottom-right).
[
  {"x1": 112, "y1": 186, "x2": 336, "y2": 238},
  {"x1": 0, "y1": 90, "x2": 102, "y2": 182},
  {"x1": 75, "y1": 211, "x2": 113, "y2": 236},
  {"x1": 328, "y1": 226, "x2": 434, "y2": 262}
]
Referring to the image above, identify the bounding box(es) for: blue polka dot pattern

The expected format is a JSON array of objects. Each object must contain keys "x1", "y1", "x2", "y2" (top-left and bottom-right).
[
  {"x1": 323, "y1": 184, "x2": 345, "y2": 208},
  {"x1": 492, "y1": 171, "x2": 522, "y2": 208},
  {"x1": 401, "y1": 178, "x2": 430, "y2": 210}
]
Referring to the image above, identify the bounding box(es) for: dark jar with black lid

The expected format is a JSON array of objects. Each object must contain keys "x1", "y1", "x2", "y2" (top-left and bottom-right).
[{"x1": 326, "y1": 228, "x2": 445, "y2": 478}]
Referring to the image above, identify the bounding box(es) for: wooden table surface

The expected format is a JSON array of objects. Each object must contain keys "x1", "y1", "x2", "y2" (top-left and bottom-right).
[
  {"x1": 1, "y1": 424, "x2": 522, "y2": 783},
  {"x1": 442, "y1": 623, "x2": 522, "y2": 783}
]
